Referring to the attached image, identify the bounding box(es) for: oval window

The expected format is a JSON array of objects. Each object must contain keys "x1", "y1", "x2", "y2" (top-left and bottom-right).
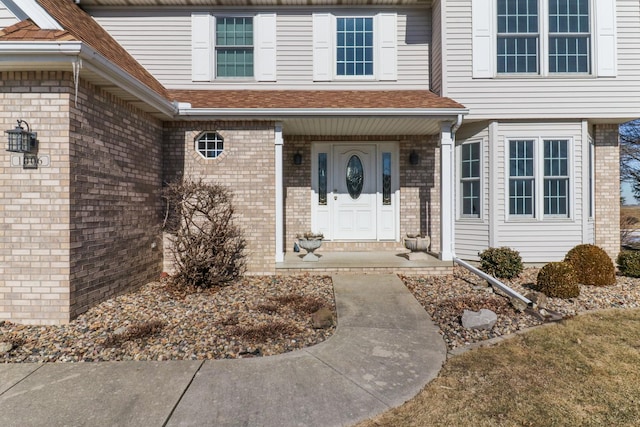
[{"x1": 346, "y1": 155, "x2": 364, "y2": 199}]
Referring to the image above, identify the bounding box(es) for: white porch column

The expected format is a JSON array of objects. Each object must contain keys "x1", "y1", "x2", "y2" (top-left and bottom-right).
[
  {"x1": 440, "y1": 122, "x2": 455, "y2": 261},
  {"x1": 274, "y1": 123, "x2": 285, "y2": 263}
]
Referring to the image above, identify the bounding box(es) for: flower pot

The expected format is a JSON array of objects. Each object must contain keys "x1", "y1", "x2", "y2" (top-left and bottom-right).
[{"x1": 298, "y1": 238, "x2": 323, "y2": 262}]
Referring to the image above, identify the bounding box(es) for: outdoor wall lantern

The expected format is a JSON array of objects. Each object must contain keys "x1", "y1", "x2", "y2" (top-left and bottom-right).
[
  {"x1": 5, "y1": 119, "x2": 42, "y2": 169},
  {"x1": 293, "y1": 152, "x2": 303, "y2": 165},
  {"x1": 409, "y1": 150, "x2": 419, "y2": 166},
  {"x1": 6, "y1": 119, "x2": 37, "y2": 153}
]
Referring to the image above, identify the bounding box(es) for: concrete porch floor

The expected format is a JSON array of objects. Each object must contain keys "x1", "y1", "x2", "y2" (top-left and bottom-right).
[{"x1": 276, "y1": 250, "x2": 453, "y2": 275}]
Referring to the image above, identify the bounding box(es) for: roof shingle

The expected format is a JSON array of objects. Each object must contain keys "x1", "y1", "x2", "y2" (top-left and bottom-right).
[{"x1": 169, "y1": 90, "x2": 465, "y2": 110}]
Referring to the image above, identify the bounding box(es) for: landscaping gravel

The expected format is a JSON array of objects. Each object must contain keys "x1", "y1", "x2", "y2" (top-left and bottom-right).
[
  {"x1": 0, "y1": 275, "x2": 335, "y2": 363},
  {"x1": 402, "y1": 266, "x2": 640, "y2": 350},
  {"x1": 3, "y1": 267, "x2": 640, "y2": 362}
]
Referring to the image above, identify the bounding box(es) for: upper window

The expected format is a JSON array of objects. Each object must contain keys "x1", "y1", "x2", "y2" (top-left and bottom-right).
[
  {"x1": 497, "y1": 0, "x2": 539, "y2": 73},
  {"x1": 191, "y1": 13, "x2": 276, "y2": 82},
  {"x1": 497, "y1": 0, "x2": 591, "y2": 75},
  {"x1": 312, "y1": 13, "x2": 397, "y2": 81},
  {"x1": 508, "y1": 138, "x2": 571, "y2": 219},
  {"x1": 548, "y1": 0, "x2": 590, "y2": 73},
  {"x1": 195, "y1": 132, "x2": 224, "y2": 159},
  {"x1": 216, "y1": 17, "x2": 253, "y2": 78},
  {"x1": 336, "y1": 17, "x2": 374, "y2": 76},
  {"x1": 460, "y1": 142, "x2": 481, "y2": 217}
]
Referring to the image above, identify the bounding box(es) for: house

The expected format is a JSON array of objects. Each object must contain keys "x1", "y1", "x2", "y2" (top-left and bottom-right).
[{"x1": 0, "y1": 0, "x2": 632, "y2": 324}]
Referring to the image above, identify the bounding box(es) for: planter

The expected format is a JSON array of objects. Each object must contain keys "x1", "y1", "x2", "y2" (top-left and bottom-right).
[
  {"x1": 298, "y1": 238, "x2": 323, "y2": 262},
  {"x1": 404, "y1": 235, "x2": 430, "y2": 261}
]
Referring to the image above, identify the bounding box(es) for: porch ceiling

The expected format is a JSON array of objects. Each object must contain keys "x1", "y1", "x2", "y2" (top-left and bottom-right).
[{"x1": 280, "y1": 116, "x2": 445, "y2": 136}]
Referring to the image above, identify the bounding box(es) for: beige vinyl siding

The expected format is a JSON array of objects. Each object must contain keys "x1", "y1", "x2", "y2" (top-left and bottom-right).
[
  {"x1": 0, "y1": 5, "x2": 18, "y2": 29},
  {"x1": 430, "y1": 0, "x2": 442, "y2": 95},
  {"x1": 494, "y1": 121, "x2": 586, "y2": 262},
  {"x1": 455, "y1": 122, "x2": 490, "y2": 260},
  {"x1": 88, "y1": 7, "x2": 431, "y2": 90},
  {"x1": 443, "y1": 0, "x2": 640, "y2": 121}
]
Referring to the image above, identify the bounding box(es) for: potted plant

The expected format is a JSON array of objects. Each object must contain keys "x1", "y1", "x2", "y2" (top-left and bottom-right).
[
  {"x1": 297, "y1": 231, "x2": 324, "y2": 262},
  {"x1": 404, "y1": 233, "x2": 430, "y2": 260}
]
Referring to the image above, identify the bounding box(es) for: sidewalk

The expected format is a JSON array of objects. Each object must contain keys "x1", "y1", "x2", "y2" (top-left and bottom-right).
[{"x1": 0, "y1": 273, "x2": 446, "y2": 427}]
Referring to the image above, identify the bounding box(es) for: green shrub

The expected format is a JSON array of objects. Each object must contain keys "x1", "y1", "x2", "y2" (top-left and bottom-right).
[
  {"x1": 478, "y1": 247, "x2": 524, "y2": 280},
  {"x1": 564, "y1": 244, "x2": 615, "y2": 287},
  {"x1": 535, "y1": 262, "x2": 580, "y2": 298},
  {"x1": 617, "y1": 250, "x2": 640, "y2": 278}
]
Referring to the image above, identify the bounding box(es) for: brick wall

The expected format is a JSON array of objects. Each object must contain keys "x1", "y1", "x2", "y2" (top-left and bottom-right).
[
  {"x1": 0, "y1": 71, "x2": 165, "y2": 324},
  {"x1": 594, "y1": 124, "x2": 620, "y2": 260},
  {"x1": 163, "y1": 121, "x2": 276, "y2": 274},
  {"x1": 68, "y1": 79, "x2": 164, "y2": 318},
  {"x1": 0, "y1": 71, "x2": 72, "y2": 324}
]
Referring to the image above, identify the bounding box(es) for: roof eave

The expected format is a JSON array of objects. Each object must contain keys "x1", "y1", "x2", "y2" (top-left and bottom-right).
[
  {"x1": 0, "y1": 41, "x2": 177, "y2": 118},
  {"x1": 178, "y1": 107, "x2": 469, "y2": 119}
]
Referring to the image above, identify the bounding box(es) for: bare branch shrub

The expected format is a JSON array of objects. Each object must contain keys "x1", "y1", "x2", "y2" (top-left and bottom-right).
[{"x1": 163, "y1": 179, "x2": 246, "y2": 289}]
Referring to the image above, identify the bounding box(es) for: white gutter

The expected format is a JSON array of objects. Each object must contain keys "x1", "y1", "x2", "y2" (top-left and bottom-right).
[
  {"x1": 178, "y1": 107, "x2": 468, "y2": 118},
  {"x1": 0, "y1": 41, "x2": 177, "y2": 118}
]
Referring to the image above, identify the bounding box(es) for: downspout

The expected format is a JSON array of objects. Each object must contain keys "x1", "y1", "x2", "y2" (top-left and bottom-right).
[{"x1": 447, "y1": 113, "x2": 534, "y2": 310}]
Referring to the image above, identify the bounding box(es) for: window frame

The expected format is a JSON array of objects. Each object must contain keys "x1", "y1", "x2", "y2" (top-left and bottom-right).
[
  {"x1": 214, "y1": 15, "x2": 254, "y2": 79},
  {"x1": 506, "y1": 136, "x2": 573, "y2": 221},
  {"x1": 459, "y1": 140, "x2": 483, "y2": 219},
  {"x1": 195, "y1": 131, "x2": 225, "y2": 159},
  {"x1": 332, "y1": 13, "x2": 377, "y2": 81},
  {"x1": 495, "y1": 0, "x2": 594, "y2": 76}
]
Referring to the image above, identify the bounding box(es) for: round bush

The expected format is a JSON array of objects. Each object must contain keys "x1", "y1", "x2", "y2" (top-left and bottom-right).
[
  {"x1": 564, "y1": 244, "x2": 615, "y2": 287},
  {"x1": 617, "y1": 250, "x2": 640, "y2": 278},
  {"x1": 478, "y1": 247, "x2": 524, "y2": 280},
  {"x1": 535, "y1": 262, "x2": 580, "y2": 298}
]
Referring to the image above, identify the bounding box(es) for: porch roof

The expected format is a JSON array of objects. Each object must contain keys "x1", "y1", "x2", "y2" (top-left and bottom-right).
[{"x1": 172, "y1": 89, "x2": 467, "y2": 135}]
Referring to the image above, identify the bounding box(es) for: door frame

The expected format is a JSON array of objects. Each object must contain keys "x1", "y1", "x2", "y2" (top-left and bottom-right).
[{"x1": 311, "y1": 141, "x2": 400, "y2": 241}]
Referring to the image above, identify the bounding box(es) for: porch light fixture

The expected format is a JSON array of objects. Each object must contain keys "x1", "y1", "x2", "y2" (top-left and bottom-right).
[
  {"x1": 293, "y1": 152, "x2": 303, "y2": 165},
  {"x1": 5, "y1": 119, "x2": 37, "y2": 153},
  {"x1": 409, "y1": 150, "x2": 419, "y2": 166}
]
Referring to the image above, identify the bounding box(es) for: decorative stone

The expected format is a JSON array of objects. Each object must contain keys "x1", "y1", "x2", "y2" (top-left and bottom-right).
[
  {"x1": 311, "y1": 307, "x2": 335, "y2": 329},
  {"x1": 525, "y1": 291, "x2": 548, "y2": 308},
  {"x1": 0, "y1": 341, "x2": 13, "y2": 355},
  {"x1": 461, "y1": 309, "x2": 497, "y2": 331}
]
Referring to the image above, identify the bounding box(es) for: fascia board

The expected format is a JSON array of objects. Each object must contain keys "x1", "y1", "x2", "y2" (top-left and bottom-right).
[
  {"x1": 3, "y1": 0, "x2": 62, "y2": 30},
  {"x1": 178, "y1": 107, "x2": 469, "y2": 118}
]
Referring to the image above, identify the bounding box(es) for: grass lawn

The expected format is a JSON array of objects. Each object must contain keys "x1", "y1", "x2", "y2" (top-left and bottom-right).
[{"x1": 358, "y1": 309, "x2": 640, "y2": 427}]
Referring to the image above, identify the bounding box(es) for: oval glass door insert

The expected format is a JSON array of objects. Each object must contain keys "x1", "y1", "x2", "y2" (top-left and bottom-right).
[{"x1": 346, "y1": 155, "x2": 364, "y2": 199}]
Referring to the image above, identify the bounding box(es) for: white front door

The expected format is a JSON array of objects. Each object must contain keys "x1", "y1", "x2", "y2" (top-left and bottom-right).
[
  {"x1": 311, "y1": 142, "x2": 399, "y2": 241},
  {"x1": 333, "y1": 144, "x2": 377, "y2": 240}
]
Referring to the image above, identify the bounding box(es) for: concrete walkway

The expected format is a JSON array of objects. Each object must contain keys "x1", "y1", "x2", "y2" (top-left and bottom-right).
[{"x1": 0, "y1": 274, "x2": 446, "y2": 427}]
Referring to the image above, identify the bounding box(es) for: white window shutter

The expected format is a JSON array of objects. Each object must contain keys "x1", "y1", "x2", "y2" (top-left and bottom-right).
[
  {"x1": 377, "y1": 13, "x2": 397, "y2": 81},
  {"x1": 313, "y1": 13, "x2": 332, "y2": 81},
  {"x1": 255, "y1": 13, "x2": 277, "y2": 82},
  {"x1": 471, "y1": 0, "x2": 494, "y2": 78},
  {"x1": 191, "y1": 13, "x2": 213, "y2": 81},
  {"x1": 596, "y1": 0, "x2": 617, "y2": 77}
]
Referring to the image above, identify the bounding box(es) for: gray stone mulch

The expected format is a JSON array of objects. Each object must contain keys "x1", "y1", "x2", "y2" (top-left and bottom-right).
[
  {"x1": 0, "y1": 275, "x2": 335, "y2": 363},
  {"x1": 402, "y1": 266, "x2": 640, "y2": 350}
]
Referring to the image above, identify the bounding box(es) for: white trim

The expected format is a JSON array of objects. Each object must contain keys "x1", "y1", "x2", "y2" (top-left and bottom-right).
[
  {"x1": 3, "y1": 0, "x2": 62, "y2": 30},
  {"x1": 457, "y1": 139, "x2": 483, "y2": 220},
  {"x1": 595, "y1": 0, "x2": 617, "y2": 77},
  {"x1": 471, "y1": 0, "x2": 494, "y2": 78},
  {"x1": 274, "y1": 123, "x2": 284, "y2": 263},
  {"x1": 440, "y1": 122, "x2": 455, "y2": 261},
  {"x1": 255, "y1": 13, "x2": 277, "y2": 82},
  {"x1": 191, "y1": 13, "x2": 214, "y2": 82},
  {"x1": 178, "y1": 108, "x2": 467, "y2": 117},
  {"x1": 488, "y1": 121, "x2": 499, "y2": 247}
]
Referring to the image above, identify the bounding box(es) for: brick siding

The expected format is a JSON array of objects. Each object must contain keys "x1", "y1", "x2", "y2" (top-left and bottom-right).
[
  {"x1": 594, "y1": 124, "x2": 620, "y2": 260},
  {"x1": 163, "y1": 121, "x2": 277, "y2": 274}
]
